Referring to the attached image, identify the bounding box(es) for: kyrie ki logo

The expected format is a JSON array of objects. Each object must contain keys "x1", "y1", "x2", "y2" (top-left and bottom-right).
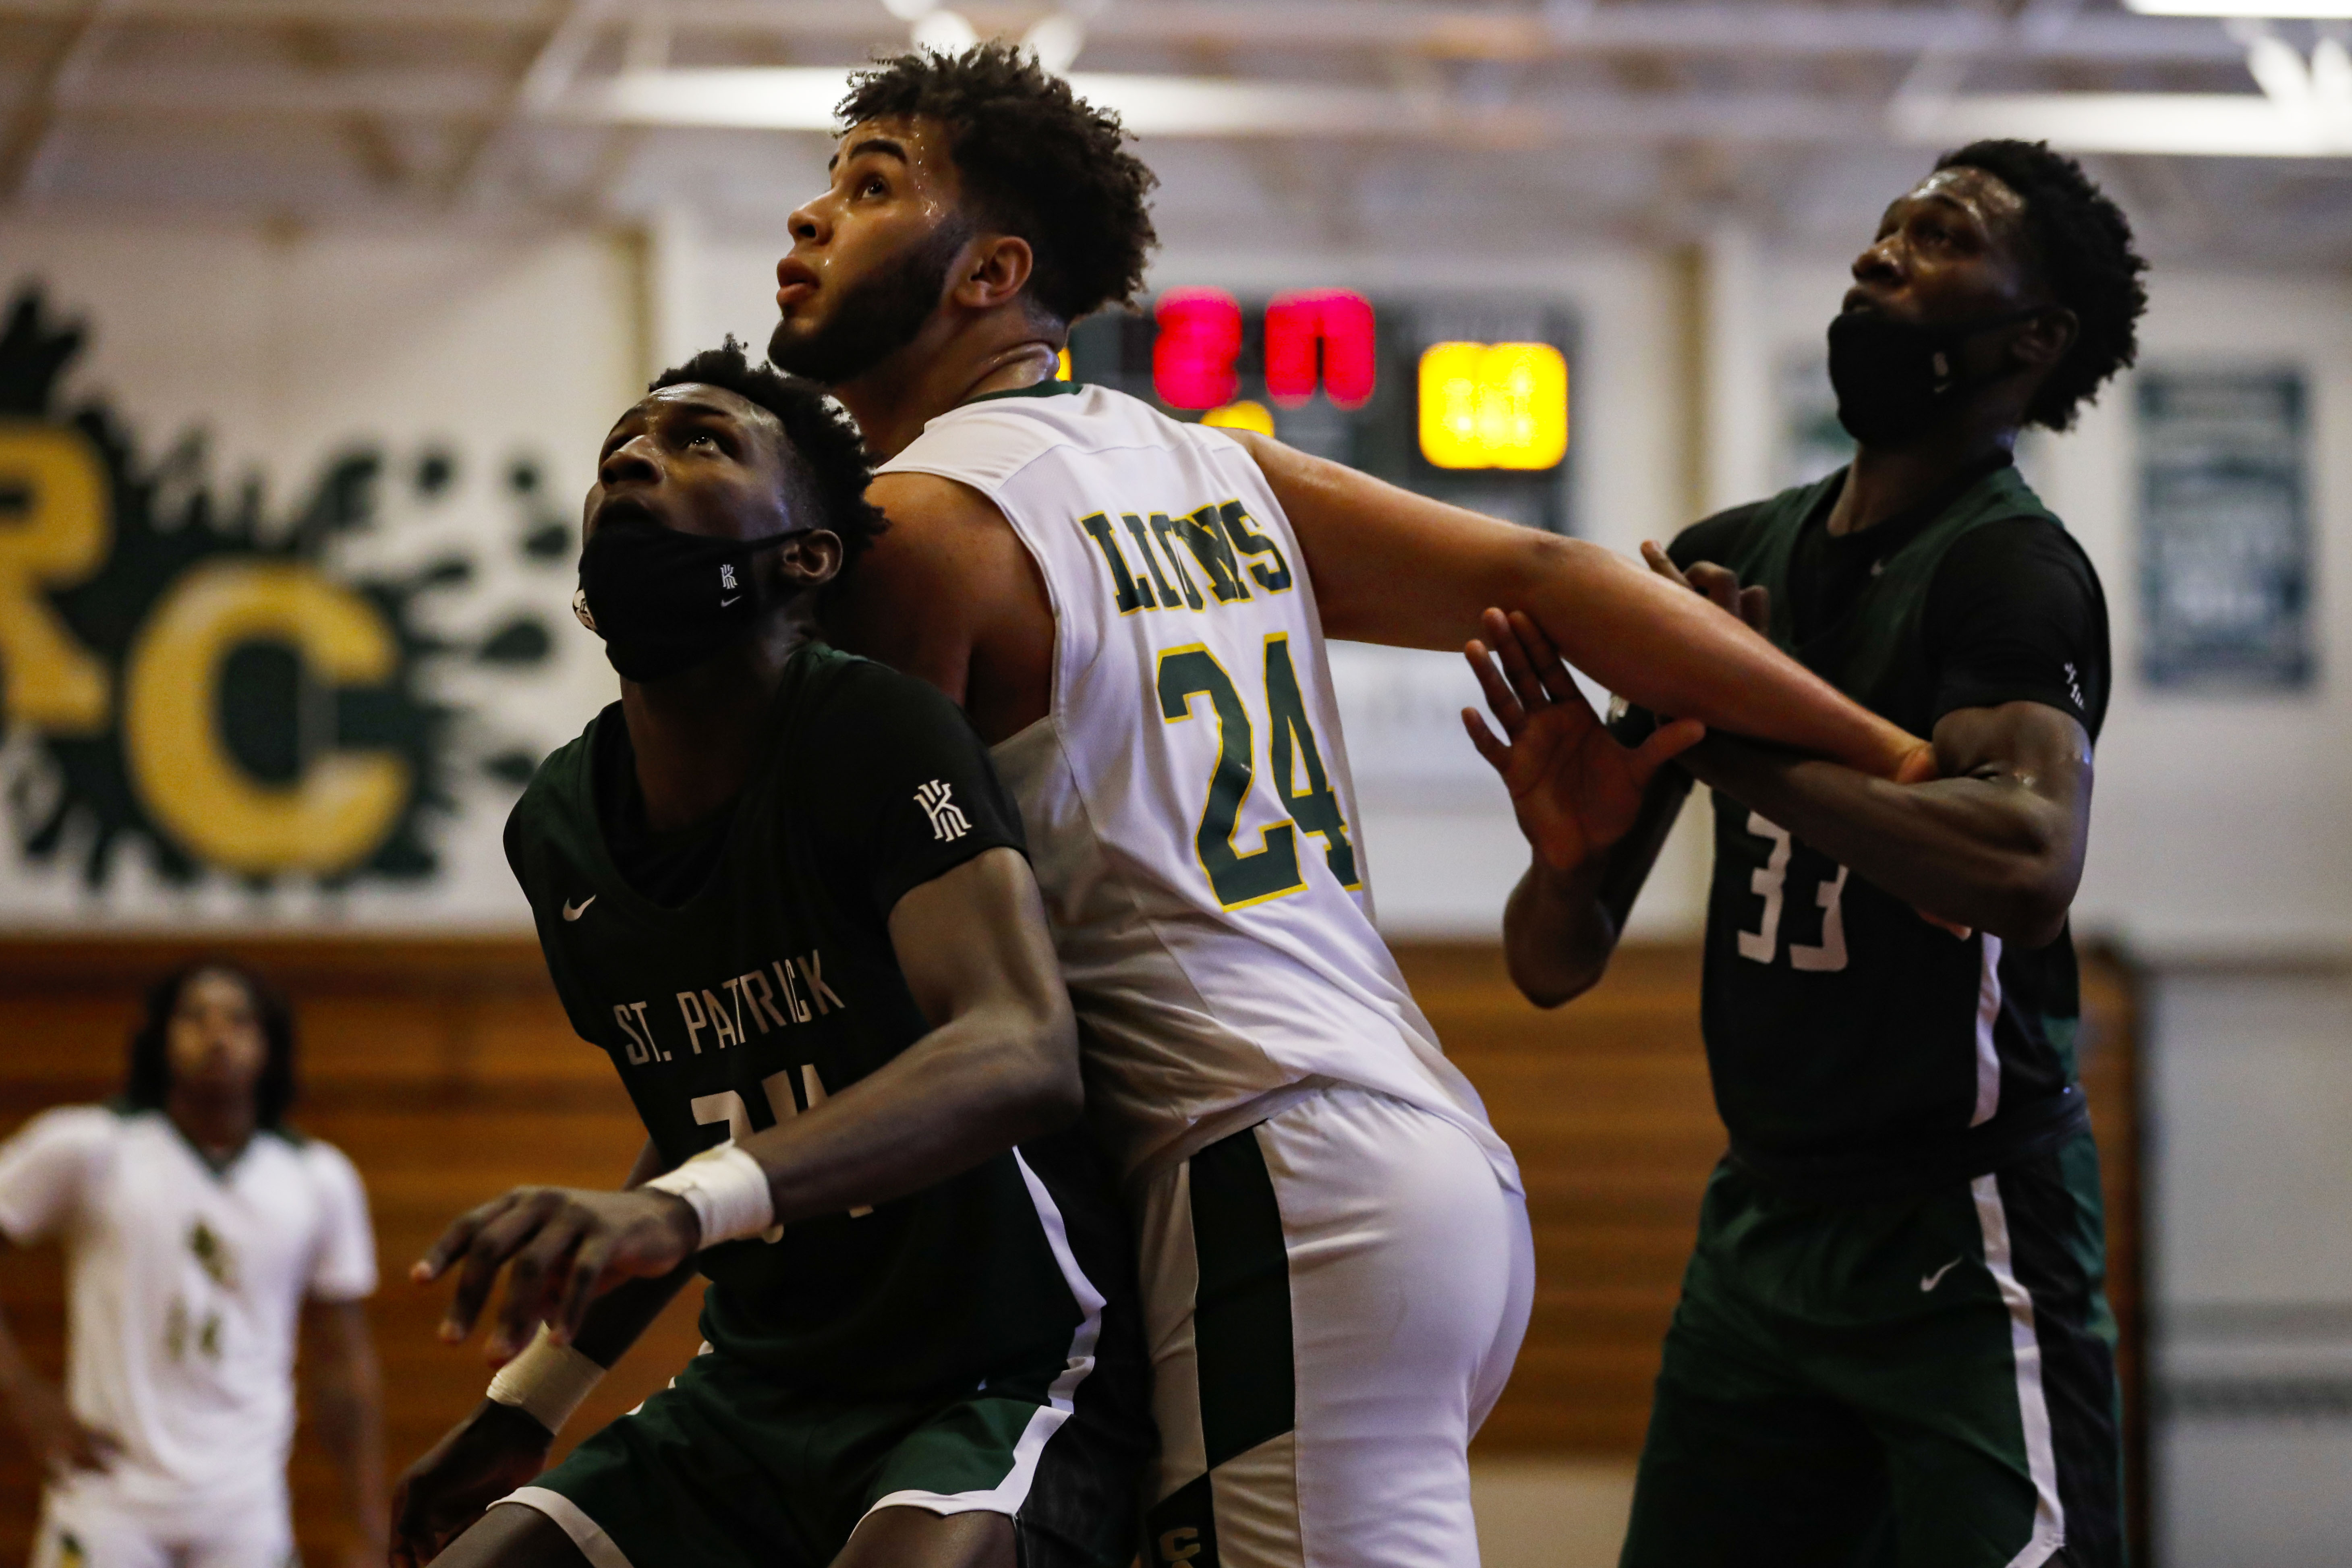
[{"x1": 916, "y1": 781, "x2": 971, "y2": 843}]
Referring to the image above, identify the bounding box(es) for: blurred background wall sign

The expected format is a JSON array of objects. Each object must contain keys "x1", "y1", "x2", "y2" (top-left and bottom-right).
[
  {"x1": 0, "y1": 228, "x2": 638, "y2": 932},
  {"x1": 2137, "y1": 368, "x2": 2315, "y2": 691}
]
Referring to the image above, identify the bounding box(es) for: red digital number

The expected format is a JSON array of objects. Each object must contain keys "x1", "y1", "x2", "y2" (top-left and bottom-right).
[
  {"x1": 1152, "y1": 288, "x2": 1242, "y2": 409},
  {"x1": 1263, "y1": 290, "x2": 1376, "y2": 410}
]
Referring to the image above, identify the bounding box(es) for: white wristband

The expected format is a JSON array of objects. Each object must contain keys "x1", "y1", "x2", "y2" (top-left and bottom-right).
[
  {"x1": 642, "y1": 1144, "x2": 775, "y2": 1247},
  {"x1": 485, "y1": 1326, "x2": 604, "y2": 1435}
]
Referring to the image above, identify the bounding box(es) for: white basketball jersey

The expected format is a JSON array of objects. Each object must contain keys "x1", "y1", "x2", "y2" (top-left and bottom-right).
[{"x1": 879, "y1": 384, "x2": 1519, "y2": 1191}]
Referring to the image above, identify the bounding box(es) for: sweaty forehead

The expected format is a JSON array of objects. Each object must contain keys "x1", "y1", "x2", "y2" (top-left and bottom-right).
[
  {"x1": 831, "y1": 116, "x2": 952, "y2": 180},
  {"x1": 613, "y1": 384, "x2": 783, "y2": 458},
  {"x1": 1904, "y1": 166, "x2": 2028, "y2": 230}
]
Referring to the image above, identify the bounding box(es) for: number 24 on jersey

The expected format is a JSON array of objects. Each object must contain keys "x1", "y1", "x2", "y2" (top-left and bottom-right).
[{"x1": 1157, "y1": 632, "x2": 1359, "y2": 911}]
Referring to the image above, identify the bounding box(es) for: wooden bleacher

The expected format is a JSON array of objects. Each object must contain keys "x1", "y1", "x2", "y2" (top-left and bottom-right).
[{"x1": 0, "y1": 938, "x2": 2143, "y2": 1560}]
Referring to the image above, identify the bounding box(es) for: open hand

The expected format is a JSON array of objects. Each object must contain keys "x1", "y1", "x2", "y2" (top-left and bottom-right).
[
  {"x1": 1463, "y1": 607, "x2": 1705, "y2": 872},
  {"x1": 412, "y1": 1185, "x2": 698, "y2": 1363}
]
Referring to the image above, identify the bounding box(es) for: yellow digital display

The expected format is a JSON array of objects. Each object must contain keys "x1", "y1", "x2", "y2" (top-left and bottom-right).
[
  {"x1": 1200, "y1": 399, "x2": 1275, "y2": 436},
  {"x1": 1417, "y1": 342, "x2": 1569, "y2": 470}
]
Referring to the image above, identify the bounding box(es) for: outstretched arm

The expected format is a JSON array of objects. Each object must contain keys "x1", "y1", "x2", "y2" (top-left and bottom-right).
[
  {"x1": 1647, "y1": 547, "x2": 2095, "y2": 948},
  {"x1": 1684, "y1": 703, "x2": 2091, "y2": 947},
  {"x1": 1227, "y1": 429, "x2": 1929, "y2": 781},
  {"x1": 412, "y1": 847, "x2": 1076, "y2": 1359}
]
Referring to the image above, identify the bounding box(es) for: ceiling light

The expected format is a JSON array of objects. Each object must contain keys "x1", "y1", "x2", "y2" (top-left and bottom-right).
[
  {"x1": 1898, "y1": 91, "x2": 2352, "y2": 155},
  {"x1": 581, "y1": 69, "x2": 1407, "y2": 137},
  {"x1": 2127, "y1": 0, "x2": 2352, "y2": 17},
  {"x1": 910, "y1": 10, "x2": 978, "y2": 52},
  {"x1": 1024, "y1": 13, "x2": 1087, "y2": 75}
]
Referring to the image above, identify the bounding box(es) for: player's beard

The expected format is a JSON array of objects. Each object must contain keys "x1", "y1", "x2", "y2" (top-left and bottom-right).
[{"x1": 768, "y1": 218, "x2": 970, "y2": 387}]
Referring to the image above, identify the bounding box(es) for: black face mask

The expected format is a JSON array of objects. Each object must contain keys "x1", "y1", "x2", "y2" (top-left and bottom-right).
[
  {"x1": 1826, "y1": 304, "x2": 2045, "y2": 448},
  {"x1": 574, "y1": 516, "x2": 801, "y2": 682}
]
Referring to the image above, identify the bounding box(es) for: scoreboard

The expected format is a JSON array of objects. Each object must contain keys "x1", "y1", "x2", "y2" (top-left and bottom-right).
[{"x1": 1064, "y1": 290, "x2": 1579, "y2": 535}]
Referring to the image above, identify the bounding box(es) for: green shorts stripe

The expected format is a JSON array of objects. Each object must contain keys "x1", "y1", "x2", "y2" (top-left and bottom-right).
[
  {"x1": 1187, "y1": 1123, "x2": 1296, "y2": 1469},
  {"x1": 1620, "y1": 1126, "x2": 2122, "y2": 1568}
]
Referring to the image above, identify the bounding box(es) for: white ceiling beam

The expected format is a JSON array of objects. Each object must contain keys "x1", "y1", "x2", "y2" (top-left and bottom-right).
[
  {"x1": 571, "y1": 66, "x2": 1881, "y2": 144},
  {"x1": 1902, "y1": 90, "x2": 2352, "y2": 154},
  {"x1": 0, "y1": 0, "x2": 2255, "y2": 66}
]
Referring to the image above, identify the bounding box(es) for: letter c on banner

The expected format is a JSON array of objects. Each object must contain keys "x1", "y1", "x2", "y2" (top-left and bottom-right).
[
  {"x1": 0, "y1": 422, "x2": 113, "y2": 734},
  {"x1": 123, "y1": 561, "x2": 409, "y2": 874}
]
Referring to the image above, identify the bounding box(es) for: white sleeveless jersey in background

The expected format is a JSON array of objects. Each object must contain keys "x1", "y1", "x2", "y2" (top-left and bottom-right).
[{"x1": 879, "y1": 383, "x2": 1519, "y2": 1192}]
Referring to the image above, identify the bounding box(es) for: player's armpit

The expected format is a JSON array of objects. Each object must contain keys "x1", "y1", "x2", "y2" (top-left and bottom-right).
[
  {"x1": 821, "y1": 471, "x2": 1055, "y2": 744},
  {"x1": 1227, "y1": 429, "x2": 1927, "y2": 780}
]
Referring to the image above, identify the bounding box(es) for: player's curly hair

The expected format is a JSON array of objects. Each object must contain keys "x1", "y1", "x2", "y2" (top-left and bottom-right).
[
  {"x1": 124, "y1": 960, "x2": 299, "y2": 1133},
  {"x1": 1935, "y1": 139, "x2": 2148, "y2": 432},
  {"x1": 836, "y1": 42, "x2": 1158, "y2": 326},
  {"x1": 650, "y1": 338, "x2": 888, "y2": 564}
]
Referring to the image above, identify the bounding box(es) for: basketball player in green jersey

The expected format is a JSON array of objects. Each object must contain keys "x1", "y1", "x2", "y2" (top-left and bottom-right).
[
  {"x1": 1468, "y1": 142, "x2": 2144, "y2": 1566},
  {"x1": 770, "y1": 45, "x2": 1934, "y2": 1568},
  {"x1": 388, "y1": 343, "x2": 1150, "y2": 1568}
]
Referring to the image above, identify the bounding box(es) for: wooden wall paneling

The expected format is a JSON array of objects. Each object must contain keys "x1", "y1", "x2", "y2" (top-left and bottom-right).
[{"x1": 0, "y1": 938, "x2": 2146, "y2": 1561}]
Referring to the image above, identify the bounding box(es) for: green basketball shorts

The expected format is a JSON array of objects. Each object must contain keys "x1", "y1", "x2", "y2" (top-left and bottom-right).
[
  {"x1": 1620, "y1": 1127, "x2": 2123, "y2": 1568},
  {"x1": 502, "y1": 1329, "x2": 1153, "y2": 1568}
]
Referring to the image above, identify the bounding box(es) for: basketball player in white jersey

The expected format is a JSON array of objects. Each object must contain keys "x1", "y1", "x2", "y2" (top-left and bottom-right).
[
  {"x1": 783, "y1": 46, "x2": 1933, "y2": 1568},
  {"x1": 0, "y1": 961, "x2": 384, "y2": 1568}
]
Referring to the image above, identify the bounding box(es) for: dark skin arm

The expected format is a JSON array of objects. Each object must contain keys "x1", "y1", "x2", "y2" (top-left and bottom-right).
[
  {"x1": 391, "y1": 1140, "x2": 697, "y2": 1568},
  {"x1": 302, "y1": 1297, "x2": 388, "y2": 1568},
  {"x1": 1484, "y1": 558, "x2": 2093, "y2": 1008},
  {"x1": 413, "y1": 846, "x2": 1077, "y2": 1359},
  {"x1": 1652, "y1": 548, "x2": 2094, "y2": 949},
  {"x1": 0, "y1": 1239, "x2": 121, "y2": 1477},
  {"x1": 1682, "y1": 702, "x2": 2091, "y2": 947}
]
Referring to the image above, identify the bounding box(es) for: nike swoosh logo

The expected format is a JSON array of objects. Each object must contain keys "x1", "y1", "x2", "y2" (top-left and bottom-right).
[
  {"x1": 719, "y1": 594, "x2": 742, "y2": 607},
  {"x1": 562, "y1": 896, "x2": 596, "y2": 921},
  {"x1": 1920, "y1": 1257, "x2": 1964, "y2": 1292}
]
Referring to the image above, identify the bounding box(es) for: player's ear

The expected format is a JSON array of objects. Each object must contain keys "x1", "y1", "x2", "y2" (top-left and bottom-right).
[
  {"x1": 775, "y1": 528, "x2": 843, "y2": 591},
  {"x1": 2011, "y1": 305, "x2": 2076, "y2": 371},
  {"x1": 956, "y1": 233, "x2": 1034, "y2": 311}
]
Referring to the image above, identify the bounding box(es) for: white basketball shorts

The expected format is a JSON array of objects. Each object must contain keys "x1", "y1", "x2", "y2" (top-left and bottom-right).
[{"x1": 1136, "y1": 1083, "x2": 1534, "y2": 1568}]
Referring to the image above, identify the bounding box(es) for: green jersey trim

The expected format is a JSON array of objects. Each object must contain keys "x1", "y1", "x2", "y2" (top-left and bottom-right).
[{"x1": 966, "y1": 380, "x2": 1083, "y2": 405}]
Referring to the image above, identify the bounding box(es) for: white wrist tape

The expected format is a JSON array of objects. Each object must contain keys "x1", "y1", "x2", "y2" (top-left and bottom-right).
[
  {"x1": 642, "y1": 1144, "x2": 774, "y2": 1247},
  {"x1": 485, "y1": 1326, "x2": 604, "y2": 1434}
]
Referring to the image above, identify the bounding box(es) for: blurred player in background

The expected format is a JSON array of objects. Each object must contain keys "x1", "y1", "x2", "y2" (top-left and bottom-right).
[
  {"x1": 0, "y1": 960, "x2": 385, "y2": 1568},
  {"x1": 1468, "y1": 141, "x2": 2144, "y2": 1567},
  {"x1": 779, "y1": 44, "x2": 1930, "y2": 1568}
]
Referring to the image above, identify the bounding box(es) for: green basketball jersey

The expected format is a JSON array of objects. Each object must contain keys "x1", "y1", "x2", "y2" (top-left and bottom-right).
[
  {"x1": 1683, "y1": 465, "x2": 2103, "y2": 1192},
  {"x1": 503, "y1": 643, "x2": 1132, "y2": 1394}
]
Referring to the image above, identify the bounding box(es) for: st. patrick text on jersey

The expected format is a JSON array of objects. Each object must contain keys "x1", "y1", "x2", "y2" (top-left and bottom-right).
[{"x1": 607, "y1": 947, "x2": 846, "y2": 1066}]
